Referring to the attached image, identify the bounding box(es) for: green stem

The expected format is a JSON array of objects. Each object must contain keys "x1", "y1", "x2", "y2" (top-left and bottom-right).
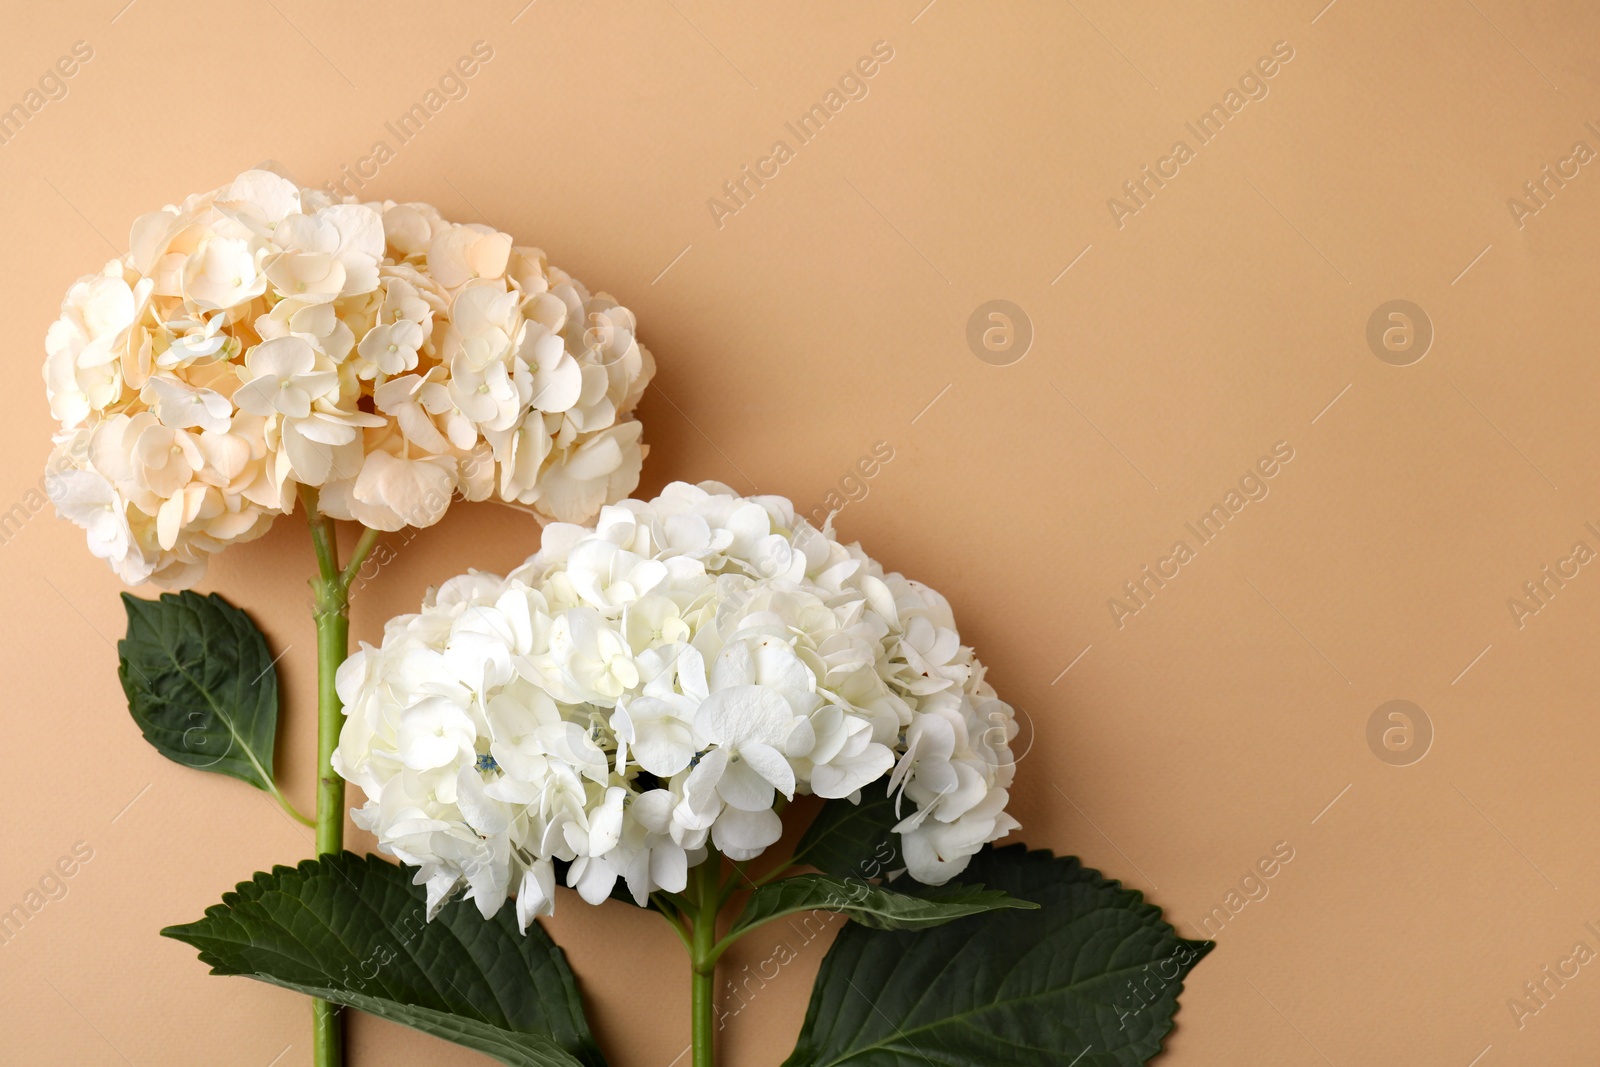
[
  {"x1": 652, "y1": 894, "x2": 693, "y2": 951},
  {"x1": 301, "y1": 486, "x2": 339, "y2": 584},
  {"x1": 718, "y1": 862, "x2": 748, "y2": 909},
  {"x1": 312, "y1": 998, "x2": 341, "y2": 1067},
  {"x1": 301, "y1": 486, "x2": 366, "y2": 1067},
  {"x1": 312, "y1": 585, "x2": 348, "y2": 857},
  {"x1": 748, "y1": 860, "x2": 796, "y2": 890},
  {"x1": 266, "y1": 777, "x2": 315, "y2": 827},
  {"x1": 340, "y1": 525, "x2": 383, "y2": 589},
  {"x1": 690, "y1": 847, "x2": 722, "y2": 1067}
]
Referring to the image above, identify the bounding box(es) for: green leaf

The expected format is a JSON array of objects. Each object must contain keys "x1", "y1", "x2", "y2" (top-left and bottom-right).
[
  {"x1": 792, "y1": 779, "x2": 903, "y2": 878},
  {"x1": 162, "y1": 852, "x2": 607, "y2": 1067},
  {"x1": 117, "y1": 590, "x2": 282, "y2": 791},
  {"x1": 783, "y1": 845, "x2": 1213, "y2": 1067},
  {"x1": 731, "y1": 872, "x2": 1036, "y2": 938}
]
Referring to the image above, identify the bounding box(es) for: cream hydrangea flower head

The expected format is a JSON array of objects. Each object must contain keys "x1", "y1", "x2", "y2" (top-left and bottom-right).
[
  {"x1": 43, "y1": 168, "x2": 655, "y2": 587},
  {"x1": 333, "y1": 481, "x2": 1021, "y2": 927}
]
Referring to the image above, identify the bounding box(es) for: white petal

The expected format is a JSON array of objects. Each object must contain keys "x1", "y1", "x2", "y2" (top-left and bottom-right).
[
  {"x1": 248, "y1": 335, "x2": 317, "y2": 380},
  {"x1": 711, "y1": 807, "x2": 782, "y2": 861},
  {"x1": 716, "y1": 754, "x2": 777, "y2": 812},
  {"x1": 695, "y1": 684, "x2": 794, "y2": 748},
  {"x1": 516, "y1": 861, "x2": 557, "y2": 929},
  {"x1": 738, "y1": 742, "x2": 795, "y2": 799}
]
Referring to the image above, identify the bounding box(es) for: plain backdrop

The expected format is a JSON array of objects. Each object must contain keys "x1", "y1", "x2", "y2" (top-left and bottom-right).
[{"x1": 4, "y1": 1, "x2": 1600, "y2": 1064}]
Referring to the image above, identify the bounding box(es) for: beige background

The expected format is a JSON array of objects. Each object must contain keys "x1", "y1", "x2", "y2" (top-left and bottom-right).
[{"x1": 4, "y1": 0, "x2": 1599, "y2": 1063}]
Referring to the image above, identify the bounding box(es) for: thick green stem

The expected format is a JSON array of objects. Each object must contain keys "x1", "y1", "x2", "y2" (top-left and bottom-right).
[
  {"x1": 690, "y1": 848, "x2": 722, "y2": 1067},
  {"x1": 312, "y1": 999, "x2": 342, "y2": 1067},
  {"x1": 312, "y1": 588, "x2": 348, "y2": 857},
  {"x1": 302, "y1": 487, "x2": 359, "y2": 1067}
]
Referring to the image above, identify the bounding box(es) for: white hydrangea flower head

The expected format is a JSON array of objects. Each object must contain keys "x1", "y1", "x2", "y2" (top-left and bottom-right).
[
  {"x1": 334, "y1": 481, "x2": 1021, "y2": 927},
  {"x1": 43, "y1": 168, "x2": 656, "y2": 587}
]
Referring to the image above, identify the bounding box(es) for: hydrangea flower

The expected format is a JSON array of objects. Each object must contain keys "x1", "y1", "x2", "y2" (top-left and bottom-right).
[
  {"x1": 43, "y1": 168, "x2": 655, "y2": 587},
  {"x1": 334, "y1": 481, "x2": 1020, "y2": 927}
]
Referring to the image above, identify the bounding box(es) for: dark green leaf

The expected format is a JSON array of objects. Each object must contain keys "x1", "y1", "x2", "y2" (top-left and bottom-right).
[
  {"x1": 792, "y1": 780, "x2": 903, "y2": 878},
  {"x1": 117, "y1": 590, "x2": 282, "y2": 791},
  {"x1": 162, "y1": 852, "x2": 606, "y2": 1067},
  {"x1": 731, "y1": 872, "x2": 1035, "y2": 937},
  {"x1": 783, "y1": 845, "x2": 1213, "y2": 1067}
]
